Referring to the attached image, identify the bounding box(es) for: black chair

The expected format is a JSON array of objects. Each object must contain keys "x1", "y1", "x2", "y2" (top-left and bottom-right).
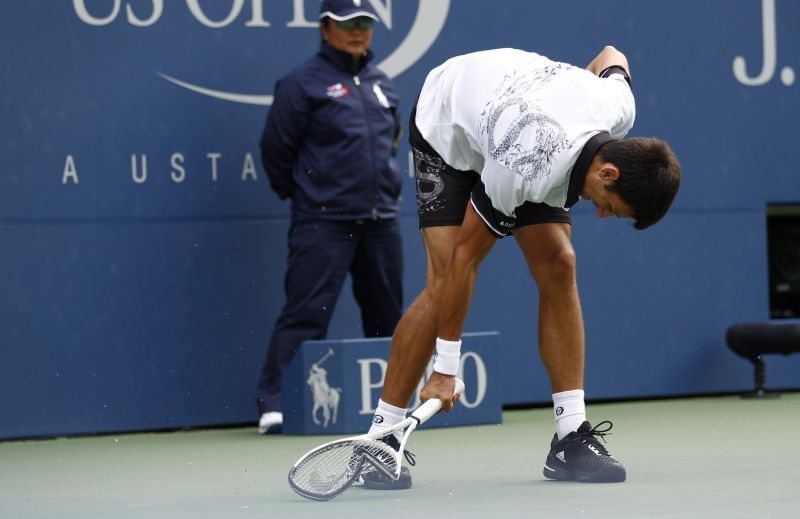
[{"x1": 725, "y1": 322, "x2": 800, "y2": 398}]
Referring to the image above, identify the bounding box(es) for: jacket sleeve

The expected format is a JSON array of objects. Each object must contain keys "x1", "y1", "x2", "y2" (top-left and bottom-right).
[{"x1": 259, "y1": 74, "x2": 311, "y2": 199}]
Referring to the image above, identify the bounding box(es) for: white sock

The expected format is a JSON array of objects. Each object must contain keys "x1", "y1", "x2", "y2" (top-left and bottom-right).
[
  {"x1": 368, "y1": 399, "x2": 406, "y2": 440},
  {"x1": 553, "y1": 389, "x2": 586, "y2": 440}
]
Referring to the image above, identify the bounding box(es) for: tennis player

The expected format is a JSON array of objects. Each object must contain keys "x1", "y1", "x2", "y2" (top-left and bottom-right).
[{"x1": 361, "y1": 45, "x2": 681, "y2": 488}]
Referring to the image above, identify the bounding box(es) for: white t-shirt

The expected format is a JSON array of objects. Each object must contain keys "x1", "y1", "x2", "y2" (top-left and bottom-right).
[{"x1": 415, "y1": 48, "x2": 635, "y2": 215}]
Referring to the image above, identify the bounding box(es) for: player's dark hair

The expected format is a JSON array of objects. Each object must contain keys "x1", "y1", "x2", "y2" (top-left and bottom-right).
[{"x1": 599, "y1": 137, "x2": 681, "y2": 230}]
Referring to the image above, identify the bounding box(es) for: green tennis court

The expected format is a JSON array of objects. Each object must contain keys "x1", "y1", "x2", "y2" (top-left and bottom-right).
[{"x1": 2, "y1": 393, "x2": 798, "y2": 518}]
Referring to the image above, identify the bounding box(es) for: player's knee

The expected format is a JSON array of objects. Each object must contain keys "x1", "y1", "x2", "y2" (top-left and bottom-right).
[
  {"x1": 533, "y1": 247, "x2": 577, "y2": 290},
  {"x1": 423, "y1": 276, "x2": 445, "y2": 305}
]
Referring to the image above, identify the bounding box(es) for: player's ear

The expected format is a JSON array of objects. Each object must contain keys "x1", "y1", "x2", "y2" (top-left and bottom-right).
[{"x1": 600, "y1": 164, "x2": 620, "y2": 183}]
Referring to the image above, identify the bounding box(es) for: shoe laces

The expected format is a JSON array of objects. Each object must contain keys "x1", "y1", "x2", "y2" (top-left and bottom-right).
[
  {"x1": 381, "y1": 434, "x2": 416, "y2": 467},
  {"x1": 574, "y1": 420, "x2": 614, "y2": 456}
]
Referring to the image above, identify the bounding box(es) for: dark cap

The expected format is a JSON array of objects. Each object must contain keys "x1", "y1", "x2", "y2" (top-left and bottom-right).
[{"x1": 319, "y1": 0, "x2": 379, "y2": 21}]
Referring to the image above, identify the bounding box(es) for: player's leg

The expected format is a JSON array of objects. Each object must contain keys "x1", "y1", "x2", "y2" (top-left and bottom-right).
[
  {"x1": 255, "y1": 220, "x2": 356, "y2": 434},
  {"x1": 383, "y1": 200, "x2": 498, "y2": 408},
  {"x1": 380, "y1": 224, "x2": 460, "y2": 407},
  {"x1": 375, "y1": 98, "x2": 478, "y2": 414},
  {"x1": 513, "y1": 221, "x2": 584, "y2": 395},
  {"x1": 362, "y1": 99, "x2": 475, "y2": 489},
  {"x1": 514, "y1": 205, "x2": 625, "y2": 483},
  {"x1": 358, "y1": 224, "x2": 458, "y2": 490},
  {"x1": 350, "y1": 217, "x2": 404, "y2": 338}
]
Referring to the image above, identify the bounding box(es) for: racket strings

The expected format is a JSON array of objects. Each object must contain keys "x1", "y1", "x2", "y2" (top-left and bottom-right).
[
  {"x1": 289, "y1": 443, "x2": 363, "y2": 498},
  {"x1": 289, "y1": 440, "x2": 397, "y2": 499}
]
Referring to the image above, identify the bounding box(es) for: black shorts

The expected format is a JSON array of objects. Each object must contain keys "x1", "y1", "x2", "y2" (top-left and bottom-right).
[{"x1": 409, "y1": 101, "x2": 570, "y2": 238}]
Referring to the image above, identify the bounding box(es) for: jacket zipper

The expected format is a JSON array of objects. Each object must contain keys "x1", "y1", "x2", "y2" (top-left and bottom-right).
[{"x1": 353, "y1": 74, "x2": 379, "y2": 221}]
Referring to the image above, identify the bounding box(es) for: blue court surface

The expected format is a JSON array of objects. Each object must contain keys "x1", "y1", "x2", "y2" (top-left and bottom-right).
[{"x1": 1, "y1": 393, "x2": 798, "y2": 518}]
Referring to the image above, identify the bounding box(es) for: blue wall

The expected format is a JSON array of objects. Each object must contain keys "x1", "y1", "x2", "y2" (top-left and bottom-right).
[{"x1": 1, "y1": 0, "x2": 798, "y2": 439}]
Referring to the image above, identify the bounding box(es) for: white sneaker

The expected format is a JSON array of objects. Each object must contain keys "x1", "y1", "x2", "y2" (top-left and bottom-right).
[{"x1": 258, "y1": 412, "x2": 283, "y2": 434}]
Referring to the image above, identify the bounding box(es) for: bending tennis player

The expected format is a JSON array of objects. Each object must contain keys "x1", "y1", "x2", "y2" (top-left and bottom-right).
[{"x1": 360, "y1": 45, "x2": 681, "y2": 488}]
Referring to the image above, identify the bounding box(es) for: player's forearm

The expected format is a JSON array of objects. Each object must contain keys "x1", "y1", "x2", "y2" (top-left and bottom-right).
[
  {"x1": 436, "y1": 204, "x2": 497, "y2": 340},
  {"x1": 436, "y1": 251, "x2": 478, "y2": 341}
]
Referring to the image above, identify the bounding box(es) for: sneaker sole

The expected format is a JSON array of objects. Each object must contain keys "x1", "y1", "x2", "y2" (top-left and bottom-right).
[
  {"x1": 258, "y1": 424, "x2": 282, "y2": 434},
  {"x1": 543, "y1": 462, "x2": 626, "y2": 483},
  {"x1": 361, "y1": 467, "x2": 413, "y2": 491},
  {"x1": 362, "y1": 475, "x2": 412, "y2": 491}
]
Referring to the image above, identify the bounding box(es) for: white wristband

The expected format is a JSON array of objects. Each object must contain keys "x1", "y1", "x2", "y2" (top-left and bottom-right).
[{"x1": 432, "y1": 337, "x2": 461, "y2": 375}]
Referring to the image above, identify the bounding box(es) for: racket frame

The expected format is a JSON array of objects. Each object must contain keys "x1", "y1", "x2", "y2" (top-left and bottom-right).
[{"x1": 287, "y1": 378, "x2": 465, "y2": 500}]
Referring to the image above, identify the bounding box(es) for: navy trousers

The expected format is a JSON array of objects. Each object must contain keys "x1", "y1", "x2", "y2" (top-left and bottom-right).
[{"x1": 256, "y1": 218, "x2": 403, "y2": 414}]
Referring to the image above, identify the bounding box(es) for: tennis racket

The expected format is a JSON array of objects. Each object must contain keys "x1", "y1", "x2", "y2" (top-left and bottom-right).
[{"x1": 288, "y1": 378, "x2": 465, "y2": 501}]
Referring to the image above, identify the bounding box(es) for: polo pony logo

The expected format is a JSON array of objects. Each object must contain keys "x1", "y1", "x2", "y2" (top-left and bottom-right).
[{"x1": 307, "y1": 348, "x2": 342, "y2": 428}]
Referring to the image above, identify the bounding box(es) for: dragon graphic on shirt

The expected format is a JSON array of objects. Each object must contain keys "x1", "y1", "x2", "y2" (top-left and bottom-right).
[
  {"x1": 480, "y1": 65, "x2": 573, "y2": 183},
  {"x1": 414, "y1": 149, "x2": 446, "y2": 214}
]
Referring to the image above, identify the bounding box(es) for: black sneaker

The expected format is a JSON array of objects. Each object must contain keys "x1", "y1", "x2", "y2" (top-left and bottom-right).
[
  {"x1": 543, "y1": 421, "x2": 626, "y2": 483},
  {"x1": 360, "y1": 434, "x2": 415, "y2": 490}
]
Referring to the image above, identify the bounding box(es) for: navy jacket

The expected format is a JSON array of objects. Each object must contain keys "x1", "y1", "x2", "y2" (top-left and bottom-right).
[{"x1": 260, "y1": 42, "x2": 403, "y2": 221}]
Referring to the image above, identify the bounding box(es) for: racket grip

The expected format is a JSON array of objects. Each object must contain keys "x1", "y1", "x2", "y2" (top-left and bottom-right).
[{"x1": 410, "y1": 377, "x2": 465, "y2": 424}]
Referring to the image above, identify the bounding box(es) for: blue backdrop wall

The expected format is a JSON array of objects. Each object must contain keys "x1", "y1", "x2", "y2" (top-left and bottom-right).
[{"x1": 1, "y1": 0, "x2": 798, "y2": 439}]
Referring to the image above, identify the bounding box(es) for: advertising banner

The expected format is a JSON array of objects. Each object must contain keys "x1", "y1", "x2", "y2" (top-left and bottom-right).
[{"x1": 282, "y1": 332, "x2": 502, "y2": 435}]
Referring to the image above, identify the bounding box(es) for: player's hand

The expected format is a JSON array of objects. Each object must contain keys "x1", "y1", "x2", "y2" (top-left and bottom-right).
[{"x1": 420, "y1": 371, "x2": 462, "y2": 412}]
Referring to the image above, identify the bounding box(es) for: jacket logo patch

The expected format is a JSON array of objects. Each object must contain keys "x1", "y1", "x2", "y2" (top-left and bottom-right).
[{"x1": 326, "y1": 83, "x2": 350, "y2": 98}]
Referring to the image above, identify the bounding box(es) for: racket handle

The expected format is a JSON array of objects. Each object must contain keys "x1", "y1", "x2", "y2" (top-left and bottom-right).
[{"x1": 410, "y1": 377, "x2": 465, "y2": 424}]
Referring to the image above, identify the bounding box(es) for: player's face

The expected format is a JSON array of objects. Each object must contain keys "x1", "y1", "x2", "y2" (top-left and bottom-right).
[
  {"x1": 321, "y1": 17, "x2": 373, "y2": 62},
  {"x1": 581, "y1": 162, "x2": 634, "y2": 221},
  {"x1": 581, "y1": 161, "x2": 633, "y2": 219},
  {"x1": 588, "y1": 189, "x2": 633, "y2": 220}
]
